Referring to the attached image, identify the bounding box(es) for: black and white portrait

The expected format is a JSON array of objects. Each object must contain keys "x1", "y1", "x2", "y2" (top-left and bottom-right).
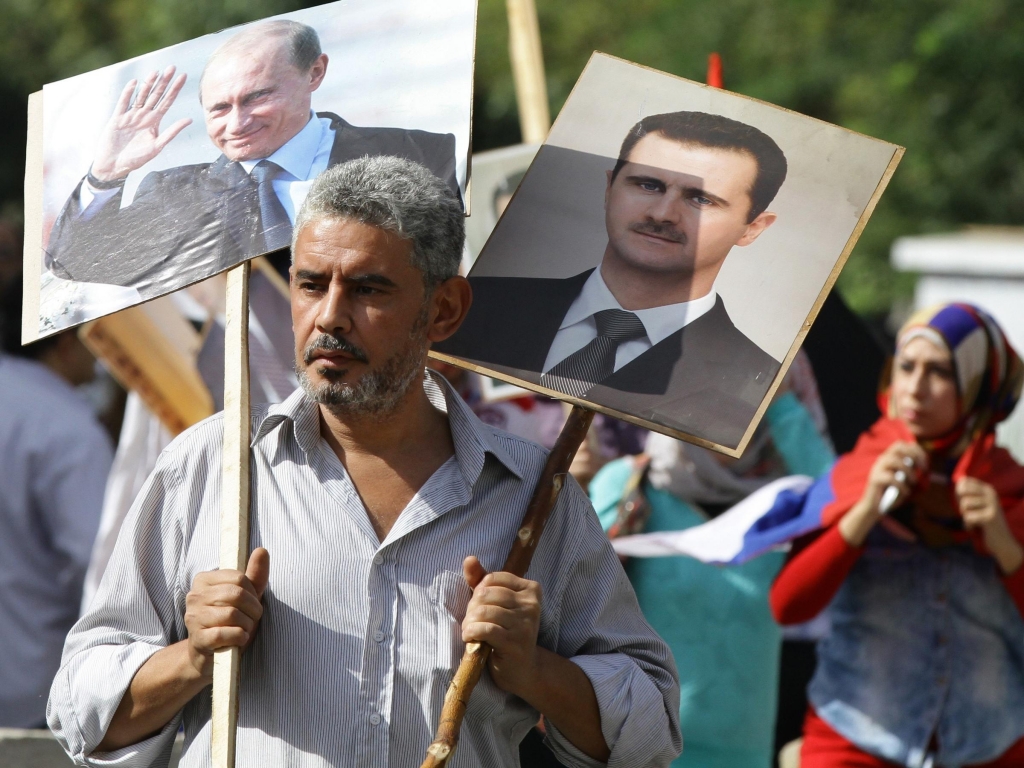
[{"x1": 435, "y1": 53, "x2": 901, "y2": 452}]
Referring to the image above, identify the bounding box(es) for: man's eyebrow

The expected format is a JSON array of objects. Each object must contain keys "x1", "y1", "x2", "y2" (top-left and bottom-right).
[
  {"x1": 685, "y1": 186, "x2": 730, "y2": 206},
  {"x1": 624, "y1": 173, "x2": 667, "y2": 188},
  {"x1": 294, "y1": 269, "x2": 330, "y2": 281},
  {"x1": 346, "y1": 273, "x2": 399, "y2": 288},
  {"x1": 241, "y1": 88, "x2": 274, "y2": 106},
  {"x1": 625, "y1": 173, "x2": 731, "y2": 207},
  {"x1": 207, "y1": 88, "x2": 274, "y2": 112}
]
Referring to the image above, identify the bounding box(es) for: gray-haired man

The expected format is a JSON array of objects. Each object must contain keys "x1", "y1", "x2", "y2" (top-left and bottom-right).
[{"x1": 49, "y1": 157, "x2": 681, "y2": 768}]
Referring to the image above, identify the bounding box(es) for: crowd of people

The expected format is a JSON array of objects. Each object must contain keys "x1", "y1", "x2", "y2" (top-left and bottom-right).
[{"x1": 1, "y1": 154, "x2": 1023, "y2": 768}]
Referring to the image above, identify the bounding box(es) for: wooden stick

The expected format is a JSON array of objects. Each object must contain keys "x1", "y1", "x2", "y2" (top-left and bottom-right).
[
  {"x1": 21, "y1": 92, "x2": 43, "y2": 345},
  {"x1": 211, "y1": 262, "x2": 252, "y2": 768},
  {"x1": 507, "y1": 0, "x2": 551, "y2": 144},
  {"x1": 421, "y1": 405, "x2": 595, "y2": 768}
]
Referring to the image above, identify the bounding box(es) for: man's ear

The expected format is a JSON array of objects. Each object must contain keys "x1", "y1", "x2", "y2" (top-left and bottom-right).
[
  {"x1": 604, "y1": 169, "x2": 614, "y2": 208},
  {"x1": 426, "y1": 275, "x2": 473, "y2": 343},
  {"x1": 308, "y1": 54, "x2": 329, "y2": 92},
  {"x1": 736, "y1": 211, "x2": 777, "y2": 247}
]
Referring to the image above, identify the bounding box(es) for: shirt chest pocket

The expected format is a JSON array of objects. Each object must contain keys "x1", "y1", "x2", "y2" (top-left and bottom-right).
[
  {"x1": 432, "y1": 570, "x2": 473, "y2": 673},
  {"x1": 431, "y1": 570, "x2": 514, "y2": 723}
]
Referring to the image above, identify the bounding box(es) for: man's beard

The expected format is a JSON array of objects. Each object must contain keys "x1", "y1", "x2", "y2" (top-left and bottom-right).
[{"x1": 297, "y1": 307, "x2": 429, "y2": 419}]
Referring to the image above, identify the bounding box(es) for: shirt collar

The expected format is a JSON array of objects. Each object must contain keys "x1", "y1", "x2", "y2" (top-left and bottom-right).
[
  {"x1": 251, "y1": 371, "x2": 525, "y2": 484},
  {"x1": 238, "y1": 112, "x2": 325, "y2": 181},
  {"x1": 560, "y1": 267, "x2": 718, "y2": 346}
]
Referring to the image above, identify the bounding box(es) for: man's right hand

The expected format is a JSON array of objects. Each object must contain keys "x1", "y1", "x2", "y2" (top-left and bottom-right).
[
  {"x1": 184, "y1": 547, "x2": 270, "y2": 681},
  {"x1": 97, "y1": 548, "x2": 270, "y2": 752},
  {"x1": 90, "y1": 65, "x2": 193, "y2": 183}
]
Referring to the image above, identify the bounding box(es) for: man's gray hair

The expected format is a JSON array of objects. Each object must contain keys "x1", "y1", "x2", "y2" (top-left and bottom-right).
[
  {"x1": 293, "y1": 156, "x2": 465, "y2": 288},
  {"x1": 200, "y1": 20, "x2": 322, "y2": 102}
]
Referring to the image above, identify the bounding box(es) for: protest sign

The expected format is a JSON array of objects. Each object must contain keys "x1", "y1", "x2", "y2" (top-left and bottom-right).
[
  {"x1": 24, "y1": 0, "x2": 476, "y2": 343},
  {"x1": 465, "y1": 143, "x2": 539, "y2": 269},
  {"x1": 434, "y1": 52, "x2": 903, "y2": 456}
]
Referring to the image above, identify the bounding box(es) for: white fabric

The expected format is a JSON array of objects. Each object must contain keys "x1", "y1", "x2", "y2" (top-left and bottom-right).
[
  {"x1": 611, "y1": 475, "x2": 813, "y2": 563},
  {"x1": 543, "y1": 268, "x2": 717, "y2": 374}
]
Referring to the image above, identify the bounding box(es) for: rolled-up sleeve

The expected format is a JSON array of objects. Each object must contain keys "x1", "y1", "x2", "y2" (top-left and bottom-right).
[
  {"x1": 47, "y1": 453, "x2": 187, "y2": 767},
  {"x1": 540, "y1": 480, "x2": 682, "y2": 768}
]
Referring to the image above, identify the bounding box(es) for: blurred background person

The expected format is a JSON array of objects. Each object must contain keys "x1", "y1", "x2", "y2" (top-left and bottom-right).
[
  {"x1": 589, "y1": 349, "x2": 835, "y2": 768},
  {"x1": 771, "y1": 303, "x2": 1024, "y2": 767},
  {"x1": 0, "y1": 272, "x2": 113, "y2": 727}
]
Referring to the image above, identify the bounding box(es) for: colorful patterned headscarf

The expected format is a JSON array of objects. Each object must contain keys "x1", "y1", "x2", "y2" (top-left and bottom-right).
[{"x1": 893, "y1": 303, "x2": 1023, "y2": 454}]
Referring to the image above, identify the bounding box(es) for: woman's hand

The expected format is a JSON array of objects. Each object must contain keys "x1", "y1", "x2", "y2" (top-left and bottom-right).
[
  {"x1": 839, "y1": 442, "x2": 928, "y2": 547},
  {"x1": 957, "y1": 477, "x2": 1024, "y2": 574}
]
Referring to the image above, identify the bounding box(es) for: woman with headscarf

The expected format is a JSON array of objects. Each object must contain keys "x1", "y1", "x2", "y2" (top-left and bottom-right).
[
  {"x1": 770, "y1": 303, "x2": 1024, "y2": 767},
  {"x1": 589, "y1": 349, "x2": 836, "y2": 768}
]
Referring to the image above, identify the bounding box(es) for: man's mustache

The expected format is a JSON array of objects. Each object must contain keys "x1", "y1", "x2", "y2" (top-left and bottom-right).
[
  {"x1": 303, "y1": 334, "x2": 369, "y2": 365},
  {"x1": 630, "y1": 221, "x2": 687, "y2": 244}
]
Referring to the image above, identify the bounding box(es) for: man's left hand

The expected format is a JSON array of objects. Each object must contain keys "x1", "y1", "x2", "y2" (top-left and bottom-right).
[{"x1": 461, "y1": 556, "x2": 542, "y2": 698}]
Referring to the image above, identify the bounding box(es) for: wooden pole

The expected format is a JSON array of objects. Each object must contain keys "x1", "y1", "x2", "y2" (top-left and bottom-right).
[
  {"x1": 507, "y1": 0, "x2": 551, "y2": 143},
  {"x1": 211, "y1": 261, "x2": 252, "y2": 768},
  {"x1": 421, "y1": 405, "x2": 595, "y2": 767}
]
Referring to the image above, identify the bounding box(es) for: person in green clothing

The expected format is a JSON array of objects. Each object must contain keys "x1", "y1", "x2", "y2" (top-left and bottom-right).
[{"x1": 590, "y1": 356, "x2": 835, "y2": 768}]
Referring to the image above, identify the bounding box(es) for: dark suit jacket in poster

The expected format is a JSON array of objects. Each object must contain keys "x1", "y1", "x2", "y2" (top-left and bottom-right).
[
  {"x1": 45, "y1": 112, "x2": 460, "y2": 300},
  {"x1": 435, "y1": 270, "x2": 782, "y2": 448}
]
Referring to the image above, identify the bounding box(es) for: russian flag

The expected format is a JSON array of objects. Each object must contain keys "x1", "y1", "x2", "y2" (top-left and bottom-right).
[{"x1": 610, "y1": 471, "x2": 838, "y2": 565}]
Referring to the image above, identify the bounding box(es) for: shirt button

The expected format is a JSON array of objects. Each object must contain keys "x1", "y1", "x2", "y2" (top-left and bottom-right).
[
  {"x1": 373, "y1": 630, "x2": 385, "y2": 642},
  {"x1": 937, "y1": 593, "x2": 947, "y2": 603},
  {"x1": 373, "y1": 554, "x2": 384, "y2": 566},
  {"x1": 369, "y1": 713, "x2": 381, "y2": 726},
  {"x1": 937, "y1": 676, "x2": 948, "y2": 686}
]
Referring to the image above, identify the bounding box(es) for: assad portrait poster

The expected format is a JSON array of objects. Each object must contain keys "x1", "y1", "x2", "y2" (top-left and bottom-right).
[
  {"x1": 24, "y1": 0, "x2": 476, "y2": 341},
  {"x1": 434, "y1": 53, "x2": 903, "y2": 455}
]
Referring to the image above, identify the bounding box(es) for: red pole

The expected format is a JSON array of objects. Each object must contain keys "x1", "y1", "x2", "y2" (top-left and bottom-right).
[{"x1": 706, "y1": 53, "x2": 723, "y2": 88}]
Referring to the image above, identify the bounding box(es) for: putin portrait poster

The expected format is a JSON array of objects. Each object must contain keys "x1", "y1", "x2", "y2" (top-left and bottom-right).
[
  {"x1": 434, "y1": 53, "x2": 902, "y2": 455},
  {"x1": 24, "y1": 0, "x2": 476, "y2": 341}
]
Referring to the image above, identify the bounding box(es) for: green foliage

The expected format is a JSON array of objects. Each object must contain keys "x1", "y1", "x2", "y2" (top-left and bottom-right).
[{"x1": 3, "y1": 0, "x2": 1022, "y2": 313}]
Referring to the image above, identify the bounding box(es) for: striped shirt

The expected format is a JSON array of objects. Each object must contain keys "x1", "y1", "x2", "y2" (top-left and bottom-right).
[{"x1": 48, "y1": 372, "x2": 681, "y2": 767}]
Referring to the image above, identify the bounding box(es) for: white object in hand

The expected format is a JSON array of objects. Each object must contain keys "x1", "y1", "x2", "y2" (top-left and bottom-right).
[{"x1": 879, "y1": 456, "x2": 915, "y2": 515}]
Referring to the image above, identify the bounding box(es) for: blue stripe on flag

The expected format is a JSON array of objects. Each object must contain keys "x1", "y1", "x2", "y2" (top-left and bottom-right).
[{"x1": 732, "y1": 469, "x2": 836, "y2": 563}]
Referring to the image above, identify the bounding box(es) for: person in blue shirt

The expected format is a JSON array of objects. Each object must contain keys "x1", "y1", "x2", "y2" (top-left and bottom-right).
[{"x1": 590, "y1": 356, "x2": 834, "y2": 768}]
